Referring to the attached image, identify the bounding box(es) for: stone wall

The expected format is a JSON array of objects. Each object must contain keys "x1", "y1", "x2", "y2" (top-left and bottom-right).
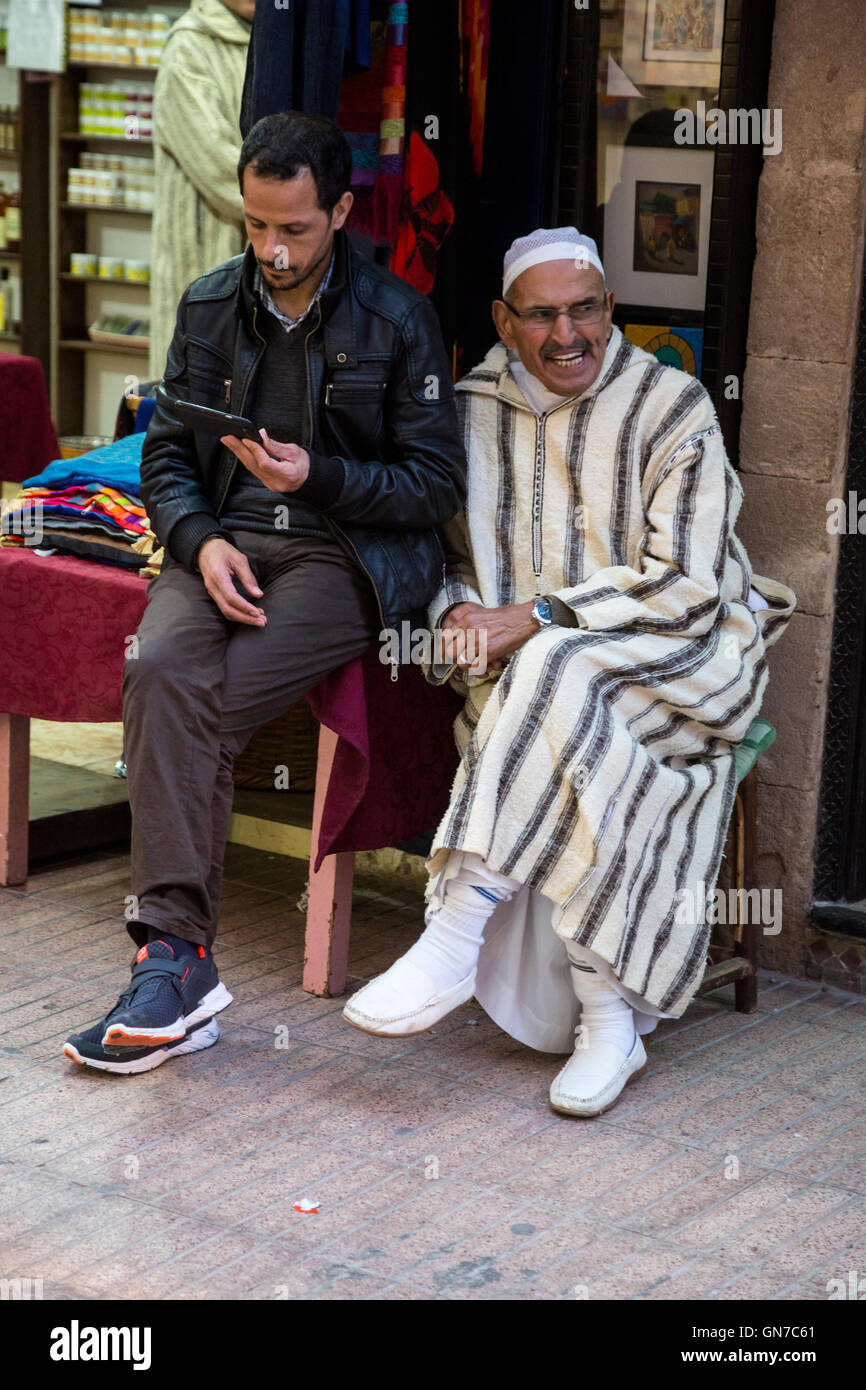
[{"x1": 737, "y1": 0, "x2": 866, "y2": 982}]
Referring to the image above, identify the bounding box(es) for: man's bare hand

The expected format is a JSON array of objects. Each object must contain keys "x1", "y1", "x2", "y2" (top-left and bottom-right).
[
  {"x1": 220, "y1": 428, "x2": 310, "y2": 493},
  {"x1": 197, "y1": 537, "x2": 267, "y2": 626},
  {"x1": 442, "y1": 602, "x2": 480, "y2": 632},
  {"x1": 440, "y1": 599, "x2": 539, "y2": 670}
]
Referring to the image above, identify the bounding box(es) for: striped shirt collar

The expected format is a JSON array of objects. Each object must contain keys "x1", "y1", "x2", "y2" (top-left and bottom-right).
[{"x1": 254, "y1": 249, "x2": 335, "y2": 333}]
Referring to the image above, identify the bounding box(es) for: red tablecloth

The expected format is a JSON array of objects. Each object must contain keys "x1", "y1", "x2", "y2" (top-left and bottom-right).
[
  {"x1": 0, "y1": 548, "x2": 461, "y2": 866},
  {"x1": 0, "y1": 356, "x2": 60, "y2": 484}
]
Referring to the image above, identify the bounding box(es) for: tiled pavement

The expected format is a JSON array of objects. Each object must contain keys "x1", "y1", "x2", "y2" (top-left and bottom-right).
[{"x1": 1, "y1": 843, "x2": 866, "y2": 1302}]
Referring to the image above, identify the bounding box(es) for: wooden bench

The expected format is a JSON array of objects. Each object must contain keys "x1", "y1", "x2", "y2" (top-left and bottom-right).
[{"x1": 0, "y1": 548, "x2": 461, "y2": 987}]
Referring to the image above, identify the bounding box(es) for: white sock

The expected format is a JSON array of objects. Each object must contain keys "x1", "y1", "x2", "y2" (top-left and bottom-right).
[
  {"x1": 567, "y1": 943, "x2": 636, "y2": 1054},
  {"x1": 403, "y1": 855, "x2": 522, "y2": 992}
]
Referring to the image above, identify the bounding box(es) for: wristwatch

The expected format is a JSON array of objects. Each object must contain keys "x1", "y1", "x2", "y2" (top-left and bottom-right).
[{"x1": 531, "y1": 598, "x2": 553, "y2": 628}]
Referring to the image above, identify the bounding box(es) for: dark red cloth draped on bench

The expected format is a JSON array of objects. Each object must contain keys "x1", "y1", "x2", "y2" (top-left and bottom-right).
[
  {"x1": 0, "y1": 548, "x2": 461, "y2": 864},
  {"x1": 307, "y1": 647, "x2": 461, "y2": 868}
]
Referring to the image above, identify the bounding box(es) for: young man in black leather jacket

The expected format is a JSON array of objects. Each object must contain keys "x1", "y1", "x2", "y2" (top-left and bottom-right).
[{"x1": 64, "y1": 111, "x2": 466, "y2": 1074}]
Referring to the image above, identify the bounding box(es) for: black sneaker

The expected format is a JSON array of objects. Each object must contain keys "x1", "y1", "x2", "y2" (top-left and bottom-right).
[
  {"x1": 64, "y1": 1015, "x2": 220, "y2": 1074},
  {"x1": 99, "y1": 938, "x2": 232, "y2": 1049}
]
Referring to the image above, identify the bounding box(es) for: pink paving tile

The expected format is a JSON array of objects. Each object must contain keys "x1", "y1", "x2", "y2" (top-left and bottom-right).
[
  {"x1": 811, "y1": 1150, "x2": 866, "y2": 1191},
  {"x1": 651, "y1": 1011, "x2": 805, "y2": 1067},
  {"x1": 741, "y1": 1101, "x2": 866, "y2": 1168},
  {"x1": 725, "y1": 1024, "x2": 866, "y2": 1080},
  {"x1": 579, "y1": 1148, "x2": 750, "y2": 1231},
  {"x1": 707, "y1": 1190, "x2": 861, "y2": 1273},
  {"x1": 194, "y1": 1250, "x2": 377, "y2": 1300},
  {"x1": 341, "y1": 1096, "x2": 553, "y2": 1172},
  {"x1": 568, "y1": 1239, "x2": 713, "y2": 1299},
  {"x1": 500, "y1": 1228, "x2": 660, "y2": 1296},
  {"x1": 271, "y1": 1171, "x2": 441, "y2": 1252},
  {"x1": 0, "y1": 1183, "x2": 116, "y2": 1247},
  {"x1": 781, "y1": 1048, "x2": 866, "y2": 1101},
  {"x1": 759, "y1": 987, "x2": 866, "y2": 1031},
  {"x1": 189, "y1": 1155, "x2": 401, "y2": 1234},
  {"x1": 655, "y1": 1079, "x2": 815, "y2": 1147},
  {"x1": 665, "y1": 1171, "x2": 827, "y2": 1251},
  {"x1": 333, "y1": 1182, "x2": 509, "y2": 1272},
  {"x1": 44, "y1": 1106, "x2": 215, "y2": 1179},
  {"x1": 6, "y1": 1203, "x2": 183, "y2": 1283}
]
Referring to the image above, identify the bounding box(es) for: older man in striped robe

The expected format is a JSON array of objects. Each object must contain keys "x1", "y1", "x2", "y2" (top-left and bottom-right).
[{"x1": 343, "y1": 227, "x2": 795, "y2": 1117}]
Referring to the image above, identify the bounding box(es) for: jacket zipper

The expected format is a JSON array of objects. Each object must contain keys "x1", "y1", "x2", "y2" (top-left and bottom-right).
[
  {"x1": 303, "y1": 299, "x2": 395, "y2": 678},
  {"x1": 303, "y1": 300, "x2": 322, "y2": 451},
  {"x1": 215, "y1": 304, "x2": 266, "y2": 516}
]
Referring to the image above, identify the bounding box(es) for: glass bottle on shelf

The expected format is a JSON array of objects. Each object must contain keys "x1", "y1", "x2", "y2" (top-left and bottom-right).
[{"x1": 5, "y1": 186, "x2": 20, "y2": 252}]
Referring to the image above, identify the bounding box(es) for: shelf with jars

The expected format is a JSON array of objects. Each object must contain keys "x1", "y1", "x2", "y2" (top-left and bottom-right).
[{"x1": 53, "y1": 5, "x2": 178, "y2": 432}]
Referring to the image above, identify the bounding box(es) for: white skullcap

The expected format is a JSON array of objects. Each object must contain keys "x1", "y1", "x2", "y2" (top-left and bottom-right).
[{"x1": 502, "y1": 226, "x2": 605, "y2": 298}]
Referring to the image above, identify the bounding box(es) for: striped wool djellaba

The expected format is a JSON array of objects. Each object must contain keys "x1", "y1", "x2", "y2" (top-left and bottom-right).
[{"x1": 425, "y1": 326, "x2": 795, "y2": 1021}]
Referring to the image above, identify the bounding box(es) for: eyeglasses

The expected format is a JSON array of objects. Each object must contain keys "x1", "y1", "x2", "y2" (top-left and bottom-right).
[{"x1": 503, "y1": 298, "x2": 608, "y2": 329}]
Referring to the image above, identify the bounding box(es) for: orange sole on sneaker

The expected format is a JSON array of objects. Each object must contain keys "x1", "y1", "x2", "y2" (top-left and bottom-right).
[{"x1": 102, "y1": 1026, "x2": 185, "y2": 1047}]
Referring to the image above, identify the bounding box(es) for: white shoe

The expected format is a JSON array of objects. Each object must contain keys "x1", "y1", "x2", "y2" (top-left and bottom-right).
[
  {"x1": 549, "y1": 1031, "x2": 647, "y2": 1117},
  {"x1": 342, "y1": 957, "x2": 476, "y2": 1038}
]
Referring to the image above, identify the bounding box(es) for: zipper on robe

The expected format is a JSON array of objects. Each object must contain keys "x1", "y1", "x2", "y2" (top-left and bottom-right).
[{"x1": 531, "y1": 416, "x2": 545, "y2": 596}]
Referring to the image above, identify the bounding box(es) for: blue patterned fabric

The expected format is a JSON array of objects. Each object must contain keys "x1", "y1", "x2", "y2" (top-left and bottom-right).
[{"x1": 23, "y1": 432, "x2": 145, "y2": 496}]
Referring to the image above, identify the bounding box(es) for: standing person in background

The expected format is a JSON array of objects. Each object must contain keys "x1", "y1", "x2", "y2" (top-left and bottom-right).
[{"x1": 149, "y1": 0, "x2": 253, "y2": 380}]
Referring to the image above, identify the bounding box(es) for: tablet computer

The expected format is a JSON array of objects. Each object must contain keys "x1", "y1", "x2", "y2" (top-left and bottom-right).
[{"x1": 168, "y1": 399, "x2": 263, "y2": 443}]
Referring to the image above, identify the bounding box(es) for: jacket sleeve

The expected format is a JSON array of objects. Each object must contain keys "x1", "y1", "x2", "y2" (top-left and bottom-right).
[
  {"x1": 139, "y1": 294, "x2": 238, "y2": 572},
  {"x1": 153, "y1": 39, "x2": 246, "y2": 227},
  {"x1": 290, "y1": 295, "x2": 467, "y2": 528},
  {"x1": 548, "y1": 393, "x2": 741, "y2": 637}
]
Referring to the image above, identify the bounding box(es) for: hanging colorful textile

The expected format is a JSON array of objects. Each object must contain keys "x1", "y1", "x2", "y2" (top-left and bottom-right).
[
  {"x1": 340, "y1": 2, "x2": 407, "y2": 248},
  {"x1": 391, "y1": 0, "x2": 458, "y2": 296}
]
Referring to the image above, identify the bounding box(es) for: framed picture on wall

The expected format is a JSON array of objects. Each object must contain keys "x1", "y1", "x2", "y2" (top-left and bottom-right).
[
  {"x1": 624, "y1": 323, "x2": 704, "y2": 377},
  {"x1": 621, "y1": 0, "x2": 725, "y2": 88},
  {"x1": 602, "y1": 144, "x2": 715, "y2": 311}
]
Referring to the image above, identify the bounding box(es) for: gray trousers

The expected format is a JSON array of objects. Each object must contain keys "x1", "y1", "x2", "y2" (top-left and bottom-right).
[{"x1": 121, "y1": 530, "x2": 379, "y2": 951}]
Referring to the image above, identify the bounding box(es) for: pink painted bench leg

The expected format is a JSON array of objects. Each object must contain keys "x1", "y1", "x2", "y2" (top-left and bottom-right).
[
  {"x1": 0, "y1": 713, "x2": 30, "y2": 886},
  {"x1": 302, "y1": 722, "x2": 354, "y2": 997}
]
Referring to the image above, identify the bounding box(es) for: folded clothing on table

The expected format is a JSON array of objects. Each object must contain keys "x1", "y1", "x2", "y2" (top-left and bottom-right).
[{"x1": 1, "y1": 431, "x2": 163, "y2": 575}]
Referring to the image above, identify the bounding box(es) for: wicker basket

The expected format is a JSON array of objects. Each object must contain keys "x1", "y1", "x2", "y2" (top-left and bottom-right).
[{"x1": 232, "y1": 701, "x2": 319, "y2": 791}]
